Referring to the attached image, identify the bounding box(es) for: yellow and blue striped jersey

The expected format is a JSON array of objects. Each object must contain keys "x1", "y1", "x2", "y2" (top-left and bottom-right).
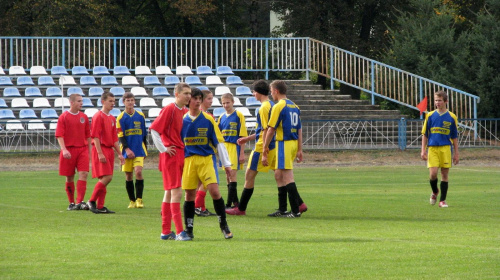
[
  {"x1": 255, "y1": 100, "x2": 275, "y2": 152},
  {"x1": 182, "y1": 111, "x2": 225, "y2": 158},
  {"x1": 116, "y1": 110, "x2": 148, "y2": 157},
  {"x1": 421, "y1": 110, "x2": 458, "y2": 146},
  {"x1": 217, "y1": 110, "x2": 248, "y2": 144},
  {"x1": 268, "y1": 98, "x2": 301, "y2": 141}
]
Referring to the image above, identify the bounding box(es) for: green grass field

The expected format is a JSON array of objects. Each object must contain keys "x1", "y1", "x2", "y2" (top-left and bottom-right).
[{"x1": 1, "y1": 165, "x2": 499, "y2": 279}]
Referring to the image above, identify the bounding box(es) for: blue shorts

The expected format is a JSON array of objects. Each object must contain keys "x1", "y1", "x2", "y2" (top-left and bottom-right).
[{"x1": 247, "y1": 148, "x2": 276, "y2": 172}]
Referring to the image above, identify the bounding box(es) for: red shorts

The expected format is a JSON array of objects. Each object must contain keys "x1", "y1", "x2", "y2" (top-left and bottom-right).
[
  {"x1": 159, "y1": 149, "x2": 184, "y2": 190},
  {"x1": 91, "y1": 146, "x2": 115, "y2": 178},
  {"x1": 59, "y1": 146, "x2": 89, "y2": 176}
]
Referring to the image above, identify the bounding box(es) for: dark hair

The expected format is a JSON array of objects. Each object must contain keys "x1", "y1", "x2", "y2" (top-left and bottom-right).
[
  {"x1": 187, "y1": 88, "x2": 203, "y2": 108},
  {"x1": 102, "y1": 90, "x2": 115, "y2": 101},
  {"x1": 252, "y1": 80, "x2": 269, "y2": 96},
  {"x1": 434, "y1": 90, "x2": 448, "y2": 102},
  {"x1": 270, "y1": 80, "x2": 287, "y2": 95},
  {"x1": 122, "y1": 92, "x2": 134, "y2": 100}
]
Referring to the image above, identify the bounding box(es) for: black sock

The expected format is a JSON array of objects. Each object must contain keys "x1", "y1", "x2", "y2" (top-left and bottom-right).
[
  {"x1": 230, "y1": 182, "x2": 239, "y2": 205},
  {"x1": 226, "y1": 184, "x2": 232, "y2": 208},
  {"x1": 278, "y1": 186, "x2": 287, "y2": 212},
  {"x1": 292, "y1": 185, "x2": 304, "y2": 206},
  {"x1": 125, "y1": 180, "x2": 135, "y2": 201},
  {"x1": 286, "y1": 182, "x2": 299, "y2": 214},
  {"x1": 135, "y1": 179, "x2": 144, "y2": 199},
  {"x1": 238, "y1": 188, "x2": 254, "y2": 211},
  {"x1": 183, "y1": 201, "x2": 195, "y2": 234},
  {"x1": 430, "y1": 179, "x2": 439, "y2": 194},
  {"x1": 213, "y1": 198, "x2": 227, "y2": 228},
  {"x1": 440, "y1": 181, "x2": 448, "y2": 201}
]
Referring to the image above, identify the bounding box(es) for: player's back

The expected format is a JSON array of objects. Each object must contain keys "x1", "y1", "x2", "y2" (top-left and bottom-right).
[{"x1": 269, "y1": 98, "x2": 301, "y2": 141}]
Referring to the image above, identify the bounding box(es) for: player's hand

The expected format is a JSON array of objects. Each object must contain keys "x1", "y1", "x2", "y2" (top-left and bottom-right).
[
  {"x1": 296, "y1": 150, "x2": 303, "y2": 163},
  {"x1": 125, "y1": 148, "x2": 135, "y2": 159},
  {"x1": 166, "y1": 146, "x2": 176, "y2": 157},
  {"x1": 98, "y1": 152, "x2": 106, "y2": 163},
  {"x1": 262, "y1": 154, "x2": 268, "y2": 166},
  {"x1": 453, "y1": 154, "x2": 459, "y2": 165},
  {"x1": 62, "y1": 149, "x2": 71, "y2": 159},
  {"x1": 224, "y1": 166, "x2": 232, "y2": 178},
  {"x1": 118, "y1": 154, "x2": 125, "y2": 165},
  {"x1": 420, "y1": 151, "x2": 427, "y2": 161},
  {"x1": 237, "y1": 137, "x2": 247, "y2": 146},
  {"x1": 239, "y1": 154, "x2": 245, "y2": 164}
]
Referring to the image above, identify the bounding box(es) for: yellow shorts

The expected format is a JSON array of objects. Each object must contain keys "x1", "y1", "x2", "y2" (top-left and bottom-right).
[
  {"x1": 276, "y1": 140, "x2": 298, "y2": 170},
  {"x1": 427, "y1": 146, "x2": 452, "y2": 168},
  {"x1": 247, "y1": 148, "x2": 276, "y2": 173},
  {"x1": 122, "y1": 157, "x2": 144, "y2": 172},
  {"x1": 182, "y1": 155, "x2": 218, "y2": 190},
  {"x1": 224, "y1": 142, "x2": 242, "y2": 170}
]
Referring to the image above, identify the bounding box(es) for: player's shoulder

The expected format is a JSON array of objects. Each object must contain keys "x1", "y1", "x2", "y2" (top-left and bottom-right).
[
  {"x1": 116, "y1": 110, "x2": 126, "y2": 119},
  {"x1": 135, "y1": 110, "x2": 146, "y2": 118},
  {"x1": 447, "y1": 111, "x2": 458, "y2": 120}
]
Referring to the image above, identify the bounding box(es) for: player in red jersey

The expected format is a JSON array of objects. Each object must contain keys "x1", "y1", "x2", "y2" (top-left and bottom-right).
[
  {"x1": 150, "y1": 83, "x2": 191, "y2": 240},
  {"x1": 56, "y1": 94, "x2": 91, "y2": 211},
  {"x1": 87, "y1": 91, "x2": 125, "y2": 214}
]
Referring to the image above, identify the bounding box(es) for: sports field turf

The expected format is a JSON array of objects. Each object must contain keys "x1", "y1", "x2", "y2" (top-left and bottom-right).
[{"x1": 0, "y1": 165, "x2": 498, "y2": 279}]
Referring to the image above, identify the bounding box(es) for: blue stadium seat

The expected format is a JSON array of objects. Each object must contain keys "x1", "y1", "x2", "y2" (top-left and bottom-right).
[
  {"x1": 67, "y1": 87, "x2": 84, "y2": 96},
  {"x1": 93, "y1": 66, "x2": 110, "y2": 75},
  {"x1": 110, "y1": 108, "x2": 121, "y2": 117},
  {"x1": 152, "y1": 87, "x2": 170, "y2": 97},
  {"x1": 196, "y1": 86, "x2": 209, "y2": 91},
  {"x1": 97, "y1": 98, "x2": 102, "y2": 107},
  {"x1": 110, "y1": 87, "x2": 125, "y2": 97},
  {"x1": 82, "y1": 98, "x2": 93, "y2": 107},
  {"x1": 0, "y1": 77, "x2": 13, "y2": 86},
  {"x1": 101, "y1": 76, "x2": 119, "y2": 86},
  {"x1": 226, "y1": 76, "x2": 244, "y2": 86},
  {"x1": 165, "y1": 76, "x2": 180, "y2": 86},
  {"x1": 25, "y1": 87, "x2": 43, "y2": 97},
  {"x1": 80, "y1": 76, "x2": 98, "y2": 85},
  {"x1": 88, "y1": 87, "x2": 104, "y2": 97},
  {"x1": 113, "y1": 66, "x2": 130, "y2": 75},
  {"x1": 216, "y1": 66, "x2": 234, "y2": 75},
  {"x1": 41, "y1": 109, "x2": 58, "y2": 119},
  {"x1": 196, "y1": 65, "x2": 213, "y2": 75},
  {"x1": 118, "y1": 98, "x2": 124, "y2": 107},
  {"x1": 144, "y1": 76, "x2": 162, "y2": 86},
  {"x1": 46, "y1": 87, "x2": 62, "y2": 97},
  {"x1": 4, "y1": 88, "x2": 21, "y2": 97},
  {"x1": 236, "y1": 86, "x2": 252, "y2": 96},
  {"x1": 72, "y1": 66, "x2": 89, "y2": 75},
  {"x1": 38, "y1": 76, "x2": 56, "y2": 86},
  {"x1": 213, "y1": 107, "x2": 226, "y2": 117},
  {"x1": 185, "y1": 76, "x2": 203, "y2": 86},
  {"x1": 17, "y1": 76, "x2": 35, "y2": 86},
  {"x1": 50, "y1": 66, "x2": 68, "y2": 75},
  {"x1": 0, "y1": 109, "x2": 16, "y2": 119},
  {"x1": 19, "y1": 109, "x2": 37, "y2": 119},
  {"x1": 245, "y1": 97, "x2": 261, "y2": 107},
  {"x1": 0, "y1": 99, "x2": 7, "y2": 108}
]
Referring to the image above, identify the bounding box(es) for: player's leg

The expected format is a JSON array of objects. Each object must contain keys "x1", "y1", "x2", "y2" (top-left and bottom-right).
[
  {"x1": 60, "y1": 148, "x2": 77, "y2": 210},
  {"x1": 225, "y1": 143, "x2": 239, "y2": 208},
  {"x1": 88, "y1": 147, "x2": 115, "y2": 214},
  {"x1": 206, "y1": 183, "x2": 232, "y2": 239},
  {"x1": 279, "y1": 140, "x2": 302, "y2": 217},
  {"x1": 227, "y1": 167, "x2": 257, "y2": 215},
  {"x1": 160, "y1": 190, "x2": 175, "y2": 240},
  {"x1": 267, "y1": 169, "x2": 289, "y2": 217},
  {"x1": 133, "y1": 158, "x2": 145, "y2": 208},
  {"x1": 65, "y1": 175, "x2": 77, "y2": 210},
  {"x1": 122, "y1": 158, "x2": 136, "y2": 208},
  {"x1": 439, "y1": 168, "x2": 450, "y2": 207},
  {"x1": 75, "y1": 171, "x2": 89, "y2": 210}
]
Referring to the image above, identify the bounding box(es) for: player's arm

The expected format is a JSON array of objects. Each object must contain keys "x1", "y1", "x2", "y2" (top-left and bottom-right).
[
  {"x1": 262, "y1": 126, "x2": 276, "y2": 166},
  {"x1": 421, "y1": 134, "x2": 428, "y2": 161},
  {"x1": 151, "y1": 129, "x2": 168, "y2": 153},
  {"x1": 217, "y1": 142, "x2": 232, "y2": 178},
  {"x1": 119, "y1": 136, "x2": 135, "y2": 159},
  {"x1": 93, "y1": 137, "x2": 106, "y2": 163},
  {"x1": 114, "y1": 140, "x2": 125, "y2": 165},
  {"x1": 57, "y1": 137, "x2": 71, "y2": 159},
  {"x1": 237, "y1": 133, "x2": 256, "y2": 146},
  {"x1": 452, "y1": 138, "x2": 459, "y2": 165},
  {"x1": 296, "y1": 128, "x2": 303, "y2": 163}
]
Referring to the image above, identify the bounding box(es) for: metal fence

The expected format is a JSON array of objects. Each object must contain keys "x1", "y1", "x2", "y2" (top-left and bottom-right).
[{"x1": 1, "y1": 119, "x2": 498, "y2": 153}]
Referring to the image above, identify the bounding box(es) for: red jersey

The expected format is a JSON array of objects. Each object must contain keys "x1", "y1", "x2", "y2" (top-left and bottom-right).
[
  {"x1": 55, "y1": 110, "x2": 90, "y2": 147},
  {"x1": 150, "y1": 103, "x2": 187, "y2": 148},
  {"x1": 91, "y1": 110, "x2": 118, "y2": 147}
]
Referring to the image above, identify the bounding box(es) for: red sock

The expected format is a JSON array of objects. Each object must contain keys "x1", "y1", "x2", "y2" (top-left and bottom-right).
[
  {"x1": 171, "y1": 202, "x2": 184, "y2": 234},
  {"x1": 195, "y1": 190, "x2": 207, "y2": 211},
  {"x1": 97, "y1": 185, "x2": 107, "y2": 209},
  {"x1": 76, "y1": 180, "x2": 87, "y2": 203},
  {"x1": 90, "y1": 182, "x2": 106, "y2": 206},
  {"x1": 65, "y1": 182, "x2": 75, "y2": 204},
  {"x1": 162, "y1": 202, "x2": 172, "y2": 235}
]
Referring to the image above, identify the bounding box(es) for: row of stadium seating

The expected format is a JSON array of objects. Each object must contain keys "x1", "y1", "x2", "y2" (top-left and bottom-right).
[{"x1": 0, "y1": 65, "x2": 234, "y2": 76}]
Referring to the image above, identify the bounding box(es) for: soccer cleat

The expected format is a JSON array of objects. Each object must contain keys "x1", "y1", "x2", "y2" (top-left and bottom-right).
[
  {"x1": 203, "y1": 209, "x2": 217, "y2": 216},
  {"x1": 136, "y1": 198, "x2": 144, "y2": 208},
  {"x1": 221, "y1": 225, "x2": 233, "y2": 239},
  {"x1": 281, "y1": 212, "x2": 301, "y2": 218},
  {"x1": 225, "y1": 207, "x2": 246, "y2": 216},
  {"x1": 128, "y1": 201, "x2": 136, "y2": 209},
  {"x1": 96, "y1": 207, "x2": 115, "y2": 214},
  {"x1": 439, "y1": 201, "x2": 448, "y2": 208},
  {"x1": 87, "y1": 201, "x2": 98, "y2": 213},
  {"x1": 67, "y1": 203, "x2": 77, "y2": 211},
  {"x1": 160, "y1": 231, "x2": 176, "y2": 240},
  {"x1": 175, "y1": 231, "x2": 193, "y2": 241},
  {"x1": 299, "y1": 203, "x2": 308, "y2": 214},
  {"x1": 267, "y1": 210, "x2": 289, "y2": 217},
  {"x1": 77, "y1": 201, "x2": 89, "y2": 210},
  {"x1": 195, "y1": 208, "x2": 216, "y2": 217},
  {"x1": 430, "y1": 193, "x2": 438, "y2": 205}
]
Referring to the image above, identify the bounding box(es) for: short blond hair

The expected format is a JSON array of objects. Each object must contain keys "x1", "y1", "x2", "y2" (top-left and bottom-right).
[{"x1": 221, "y1": 92, "x2": 234, "y2": 101}]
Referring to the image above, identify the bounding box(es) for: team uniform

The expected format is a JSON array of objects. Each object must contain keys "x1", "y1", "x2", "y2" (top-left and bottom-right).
[
  {"x1": 150, "y1": 103, "x2": 188, "y2": 190},
  {"x1": 91, "y1": 110, "x2": 119, "y2": 178},
  {"x1": 422, "y1": 110, "x2": 458, "y2": 168},
  {"x1": 116, "y1": 109, "x2": 148, "y2": 171},
  {"x1": 217, "y1": 110, "x2": 247, "y2": 170},
  {"x1": 268, "y1": 98, "x2": 302, "y2": 170},
  {"x1": 248, "y1": 100, "x2": 276, "y2": 172}
]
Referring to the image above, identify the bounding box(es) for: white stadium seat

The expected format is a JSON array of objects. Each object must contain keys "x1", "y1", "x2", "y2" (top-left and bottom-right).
[
  {"x1": 139, "y1": 97, "x2": 158, "y2": 107},
  {"x1": 135, "y1": 66, "x2": 153, "y2": 75},
  {"x1": 30, "y1": 66, "x2": 48, "y2": 75},
  {"x1": 122, "y1": 76, "x2": 140, "y2": 86},
  {"x1": 162, "y1": 97, "x2": 176, "y2": 107},
  {"x1": 148, "y1": 107, "x2": 162, "y2": 118},
  {"x1": 130, "y1": 87, "x2": 148, "y2": 96},
  {"x1": 155, "y1": 66, "x2": 173, "y2": 75}
]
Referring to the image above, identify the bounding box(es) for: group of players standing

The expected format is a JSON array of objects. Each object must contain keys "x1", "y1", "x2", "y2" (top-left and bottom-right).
[{"x1": 56, "y1": 79, "x2": 308, "y2": 241}]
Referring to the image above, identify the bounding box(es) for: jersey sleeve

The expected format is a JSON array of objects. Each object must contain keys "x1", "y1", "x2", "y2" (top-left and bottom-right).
[
  {"x1": 208, "y1": 114, "x2": 225, "y2": 146},
  {"x1": 55, "y1": 113, "x2": 66, "y2": 138},
  {"x1": 149, "y1": 106, "x2": 170, "y2": 134},
  {"x1": 90, "y1": 112, "x2": 103, "y2": 139},
  {"x1": 138, "y1": 111, "x2": 148, "y2": 140},
  {"x1": 421, "y1": 112, "x2": 431, "y2": 136},
  {"x1": 237, "y1": 111, "x2": 248, "y2": 137},
  {"x1": 84, "y1": 115, "x2": 91, "y2": 139},
  {"x1": 268, "y1": 101, "x2": 284, "y2": 129},
  {"x1": 450, "y1": 112, "x2": 459, "y2": 139},
  {"x1": 259, "y1": 102, "x2": 271, "y2": 130},
  {"x1": 116, "y1": 112, "x2": 125, "y2": 138}
]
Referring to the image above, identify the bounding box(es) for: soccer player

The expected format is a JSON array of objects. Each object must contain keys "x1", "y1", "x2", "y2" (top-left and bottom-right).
[
  {"x1": 226, "y1": 80, "x2": 277, "y2": 216},
  {"x1": 217, "y1": 92, "x2": 247, "y2": 209},
  {"x1": 180, "y1": 88, "x2": 233, "y2": 240},
  {"x1": 150, "y1": 83, "x2": 191, "y2": 241},
  {"x1": 87, "y1": 91, "x2": 125, "y2": 214},
  {"x1": 116, "y1": 92, "x2": 148, "y2": 209},
  {"x1": 421, "y1": 90, "x2": 459, "y2": 208},
  {"x1": 56, "y1": 93, "x2": 91, "y2": 211},
  {"x1": 194, "y1": 89, "x2": 217, "y2": 217},
  {"x1": 262, "y1": 80, "x2": 307, "y2": 218}
]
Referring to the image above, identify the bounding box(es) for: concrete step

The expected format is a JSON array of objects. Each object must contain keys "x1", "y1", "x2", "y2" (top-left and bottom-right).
[
  {"x1": 298, "y1": 104, "x2": 380, "y2": 110},
  {"x1": 296, "y1": 100, "x2": 372, "y2": 106},
  {"x1": 301, "y1": 114, "x2": 403, "y2": 120}
]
